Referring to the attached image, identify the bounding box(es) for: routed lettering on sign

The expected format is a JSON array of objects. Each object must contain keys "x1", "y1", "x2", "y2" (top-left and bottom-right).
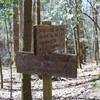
[{"x1": 33, "y1": 25, "x2": 66, "y2": 54}]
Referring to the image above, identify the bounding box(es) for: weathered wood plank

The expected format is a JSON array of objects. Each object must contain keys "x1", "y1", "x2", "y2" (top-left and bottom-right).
[
  {"x1": 15, "y1": 52, "x2": 77, "y2": 78},
  {"x1": 33, "y1": 25, "x2": 66, "y2": 54}
]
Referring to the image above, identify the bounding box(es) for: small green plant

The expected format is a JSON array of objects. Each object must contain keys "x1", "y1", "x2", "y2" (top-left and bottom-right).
[
  {"x1": 93, "y1": 80, "x2": 100, "y2": 88},
  {"x1": 97, "y1": 72, "x2": 100, "y2": 78}
]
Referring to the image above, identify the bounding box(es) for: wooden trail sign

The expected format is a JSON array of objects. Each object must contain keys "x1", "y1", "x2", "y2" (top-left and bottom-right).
[
  {"x1": 15, "y1": 25, "x2": 77, "y2": 78},
  {"x1": 15, "y1": 25, "x2": 77, "y2": 100},
  {"x1": 16, "y1": 52, "x2": 77, "y2": 78},
  {"x1": 33, "y1": 25, "x2": 66, "y2": 54}
]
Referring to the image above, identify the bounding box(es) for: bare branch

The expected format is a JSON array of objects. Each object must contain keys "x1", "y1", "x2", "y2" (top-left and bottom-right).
[{"x1": 87, "y1": 0, "x2": 98, "y2": 14}]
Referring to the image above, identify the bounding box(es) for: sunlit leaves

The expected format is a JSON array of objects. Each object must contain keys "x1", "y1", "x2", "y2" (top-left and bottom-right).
[
  {"x1": 96, "y1": 0, "x2": 100, "y2": 2},
  {"x1": 0, "y1": 0, "x2": 13, "y2": 18}
]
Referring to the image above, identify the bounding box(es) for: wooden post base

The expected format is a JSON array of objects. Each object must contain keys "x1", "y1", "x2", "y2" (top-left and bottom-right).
[{"x1": 43, "y1": 75, "x2": 52, "y2": 100}]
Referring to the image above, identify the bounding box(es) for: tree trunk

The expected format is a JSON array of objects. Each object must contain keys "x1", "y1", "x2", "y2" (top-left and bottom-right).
[
  {"x1": 19, "y1": 0, "x2": 24, "y2": 51},
  {"x1": 33, "y1": 0, "x2": 36, "y2": 25},
  {"x1": 0, "y1": 57, "x2": 3, "y2": 89},
  {"x1": 36, "y1": 0, "x2": 40, "y2": 25},
  {"x1": 94, "y1": 8, "x2": 99, "y2": 65},
  {"x1": 22, "y1": 0, "x2": 32, "y2": 100},
  {"x1": 13, "y1": 0, "x2": 19, "y2": 52},
  {"x1": 75, "y1": 0, "x2": 81, "y2": 68},
  {"x1": 76, "y1": 24, "x2": 81, "y2": 67},
  {"x1": 12, "y1": 0, "x2": 19, "y2": 98}
]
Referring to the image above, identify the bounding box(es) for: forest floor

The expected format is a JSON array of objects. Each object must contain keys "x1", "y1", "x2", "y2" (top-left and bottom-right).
[{"x1": 0, "y1": 62, "x2": 100, "y2": 100}]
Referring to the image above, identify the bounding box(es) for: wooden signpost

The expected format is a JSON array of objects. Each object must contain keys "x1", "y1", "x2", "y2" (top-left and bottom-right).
[{"x1": 15, "y1": 25, "x2": 77, "y2": 100}]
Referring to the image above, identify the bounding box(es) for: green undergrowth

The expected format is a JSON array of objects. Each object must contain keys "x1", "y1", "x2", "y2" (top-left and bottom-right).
[
  {"x1": 2, "y1": 62, "x2": 17, "y2": 72},
  {"x1": 92, "y1": 80, "x2": 100, "y2": 88}
]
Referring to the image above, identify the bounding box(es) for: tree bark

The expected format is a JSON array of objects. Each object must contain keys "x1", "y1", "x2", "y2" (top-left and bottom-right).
[
  {"x1": 36, "y1": 0, "x2": 40, "y2": 25},
  {"x1": 13, "y1": 0, "x2": 19, "y2": 98},
  {"x1": 22, "y1": 0, "x2": 32, "y2": 100},
  {"x1": 75, "y1": 0, "x2": 81, "y2": 68},
  {"x1": 0, "y1": 57, "x2": 3, "y2": 89},
  {"x1": 94, "y1": 7, "x2": 99, "y2": 65},
  {"x1": 13, "y1": 0, "x2": 19, "y2": 52},
  {"x1": 19, "y1": 0, "x2": 24, "y2": 51}
]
